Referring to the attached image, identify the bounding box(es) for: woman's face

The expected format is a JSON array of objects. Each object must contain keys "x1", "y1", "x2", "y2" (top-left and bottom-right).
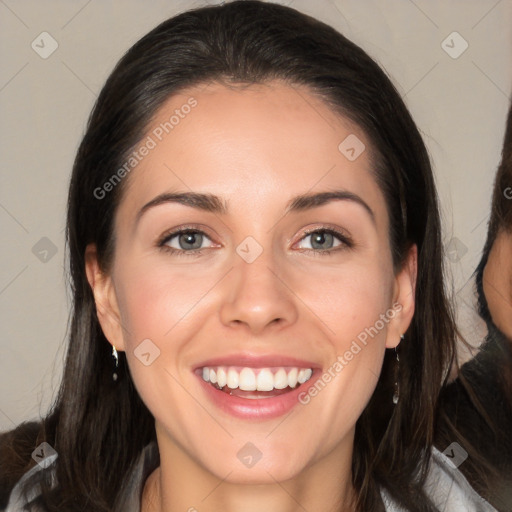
[
  {"x1": 483, "y1": 228, "x2": 512, "y2": 340},
  {"x1": 86, "y1": 80, "x2": 415, "y2": 483}
]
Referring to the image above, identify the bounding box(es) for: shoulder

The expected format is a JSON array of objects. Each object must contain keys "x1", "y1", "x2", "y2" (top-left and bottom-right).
[
  {"x1": 0, "y1": 419, "x2": 50, "y2": 511},
  {"x1": 425, "y1": 446, "x2": 498, "y2": 511},
  {"x1": 3, "y1": 440, "x2": 159, "y2": 512},
  {"x1": 3, "y1": 459, "x2": 56, "y2": 512},
  {"x1": 380, "y1": 446, "x2": 499, "y2": 512}
]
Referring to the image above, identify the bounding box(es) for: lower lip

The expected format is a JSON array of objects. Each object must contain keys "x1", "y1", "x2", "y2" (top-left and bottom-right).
[{"x1": 195, "y1": 370, "x2": 320, "y2": 420}]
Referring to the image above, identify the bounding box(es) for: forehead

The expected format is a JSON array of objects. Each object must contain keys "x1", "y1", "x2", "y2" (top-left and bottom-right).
[{"x1": 116, "y1": 80, "x2": 387, "y2": 231}]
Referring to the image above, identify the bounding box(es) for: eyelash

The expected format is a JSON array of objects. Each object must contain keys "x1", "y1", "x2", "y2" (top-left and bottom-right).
[{"x1": 157, "y1": 225, "x2": 354, "y2": 258}]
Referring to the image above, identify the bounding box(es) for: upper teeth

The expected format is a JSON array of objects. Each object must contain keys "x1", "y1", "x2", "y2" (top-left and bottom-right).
[{"x1": 201, "y1": 366, "x2": 313, "y2": 391}]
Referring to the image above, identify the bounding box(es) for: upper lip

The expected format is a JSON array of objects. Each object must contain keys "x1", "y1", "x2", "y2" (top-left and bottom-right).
[{"x1": 193, "y1": 353, "x2": 321, "y2": 370}]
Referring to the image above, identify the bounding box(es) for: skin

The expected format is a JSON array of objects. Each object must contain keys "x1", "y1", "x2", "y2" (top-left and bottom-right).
[
  {"x1": 483, "y1": 228, "x2": 512, "y2": 340},
  {"x1": 85, "y1": 80, "x2": 416, "y2": 512}
]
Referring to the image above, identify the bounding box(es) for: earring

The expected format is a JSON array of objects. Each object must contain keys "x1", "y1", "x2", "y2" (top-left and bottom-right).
[
  {"x1": 392, "y1": 334, "x2": 404, "y2": 404},
  {"x1": 112, "y1": 345, "x2": 119, "y2": 381}
]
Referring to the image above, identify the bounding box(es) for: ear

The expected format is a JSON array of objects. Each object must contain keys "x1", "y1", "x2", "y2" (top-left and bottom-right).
[
  {"x1": 385, "y1": 244, "x2": 417, "y2": 349},
  {"x1": 84, "y1": 243, "x2": 126, "y2": 352}
]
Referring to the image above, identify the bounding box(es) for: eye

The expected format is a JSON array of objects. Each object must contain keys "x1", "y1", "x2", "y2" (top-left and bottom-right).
[
  {"x1": 295, "y1": 228, "x2": 353, "y2": 255},
  {"x1": 157, "y1": 226, "x2": 353, "y2": 258},
  {"x1": 158, "y1": 228, "x2": 214, "y2": 256}
]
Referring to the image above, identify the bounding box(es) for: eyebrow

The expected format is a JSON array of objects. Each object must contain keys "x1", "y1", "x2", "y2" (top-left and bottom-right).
[{"x1": 135, "y1": 189, "x2": 375, "y2": 225}]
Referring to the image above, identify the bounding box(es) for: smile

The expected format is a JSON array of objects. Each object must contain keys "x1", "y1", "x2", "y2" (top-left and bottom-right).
[
  {"x1": 194, "y1": 358, "x2": 320, "y2": 420},
  {"x1": 200, "y1": 366, "x2": 313, "y2": 394}
]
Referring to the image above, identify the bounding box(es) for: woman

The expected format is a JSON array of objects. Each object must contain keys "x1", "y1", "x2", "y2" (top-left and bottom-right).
[
  {"x1": 0, "y1": 1, "x2": 503, "y2": 511},
  {"x1": 435, "y1": 102, "x2": 512, "y2": 510},
  {"x1": 478, "y1": 103, "x2": 512, "y2": 343}
]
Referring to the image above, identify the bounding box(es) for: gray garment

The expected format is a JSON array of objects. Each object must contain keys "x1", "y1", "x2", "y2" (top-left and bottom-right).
[
  {"x1": 380, "y1": 447, "x2": 499, "y2": 512},
  {"x1": 3, "y1": 442, "x2": 497, "y2": 512},
  {"x1": 3, "y1": 441, "x2": 159, "y2": 512}
]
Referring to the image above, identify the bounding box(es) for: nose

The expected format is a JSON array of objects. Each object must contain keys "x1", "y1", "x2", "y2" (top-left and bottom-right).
[{"x1": 219, "y1": 248, "x2": 299, "y2": 335}]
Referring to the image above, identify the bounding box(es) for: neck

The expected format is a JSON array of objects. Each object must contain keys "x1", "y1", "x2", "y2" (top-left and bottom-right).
[{"x1": 142, "y1": 424, "x2": 357, "y2": 512}]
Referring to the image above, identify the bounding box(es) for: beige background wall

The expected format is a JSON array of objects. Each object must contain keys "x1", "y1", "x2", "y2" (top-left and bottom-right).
[{"x1": 1, "y1": 0, "x2": 511, "y2": 431}]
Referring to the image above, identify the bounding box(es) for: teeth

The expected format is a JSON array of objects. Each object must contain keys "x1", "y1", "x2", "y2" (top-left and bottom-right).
[
  {"x1": 288, "y1": 368, "x2": 298, "y2": 387},
  {"x1": 256, "y1": 368, "x2": 274, "y2": 391},
  {"x1": 227, "y1": 368, "x2": 239, "y2": 389},
  {"x1": 217, "y1": 367, "x2": 227, "y2": 388},
  {"x1": 298, "y1": 369, "x2": 308, "y2": 384},
  {"x1": 239, "y1": 368, "x2": 257, "y2": 391},
  {"x1": 200, "y1": 366, "x2": 313, "y2": 391},
  {"x1": 274, "y1": 368, "x2": 288, "y2": 389}
]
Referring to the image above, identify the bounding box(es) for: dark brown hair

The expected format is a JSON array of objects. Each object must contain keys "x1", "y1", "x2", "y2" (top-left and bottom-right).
[
  {"x1": 0, "y1": 1, "x2": 482, "y2": 510},
  {"x1": 448, "y1": 101, "x2": 512, "y2": 510},
  {"x1": 476, "y1": 101, "x2": 512, "y2": 327}
]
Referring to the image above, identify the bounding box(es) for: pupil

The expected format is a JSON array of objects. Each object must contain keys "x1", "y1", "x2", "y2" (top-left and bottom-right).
[
  {"x1": 180, "y1": 232, "x2": 202, "y2": 250},
  {"x1": 312, "y1": 232, "x2": 332, "y2": 250}
]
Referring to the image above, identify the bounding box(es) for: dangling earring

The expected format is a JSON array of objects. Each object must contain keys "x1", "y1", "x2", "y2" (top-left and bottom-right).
[
  {"x1": 112, "y1": 345, "x2": 119, "y2": 381},
  {"x1": 392, "y1": 334, "x2": 404, "y2": 404}
]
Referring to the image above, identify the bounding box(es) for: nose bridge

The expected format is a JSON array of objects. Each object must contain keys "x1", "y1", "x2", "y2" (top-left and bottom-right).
[{"x1": 218, "y1": 236, "x2": 298, "y2": 333}]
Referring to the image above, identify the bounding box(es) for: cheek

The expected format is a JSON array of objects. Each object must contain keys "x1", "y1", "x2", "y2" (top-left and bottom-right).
[
  {"x1": 114, "y1": 258, "x2": 214, "y2": 343},
  {"x1": 111, "y1": 258, "x2": 222, "y2": 404},
  {"x1": 293, "y1": 261, "x2": 393, "y2": 426},
  {"x1": 295, "y1": 258, "x2": 394, "y2": 344},
  {"x1": 112, "y1": 261, "x2": 204, "y2": 426}
]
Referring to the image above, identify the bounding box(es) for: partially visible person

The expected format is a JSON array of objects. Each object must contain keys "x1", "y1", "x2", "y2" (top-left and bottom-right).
[
  {"x1": 435, "y1": 103, "x2": 512, "y2": 511},
  {"x1": 480, "y1": 104, "x2": 512, "y2": 342},
  {"x1": 483, "y1": 229, "x2": 512, "y2": 341}
]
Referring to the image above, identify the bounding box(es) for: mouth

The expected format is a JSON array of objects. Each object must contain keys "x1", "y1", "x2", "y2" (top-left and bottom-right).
[
  {"x1": 197, "y1": 366, "x2": 314, "y2": 399},
  {"x1": 193, "y1": 356, "x2": 320, "y2": 420}
]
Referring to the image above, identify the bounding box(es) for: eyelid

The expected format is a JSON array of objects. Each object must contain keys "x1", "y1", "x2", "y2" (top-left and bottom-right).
[
  {"x1": 157, "y1": 223, "x2": 353, "y2": 256},
  {"x1": 293, "y1": 225, "x2": 353, "y2": 252},
  {"x1": 157, "y1": 224, "x2": 218, "y2": 248},
  {"x1": 293, "y1": 223, "x2": 352, "y2": 244}
]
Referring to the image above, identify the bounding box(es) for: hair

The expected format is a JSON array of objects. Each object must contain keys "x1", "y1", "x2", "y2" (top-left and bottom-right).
[
  {"x1": 484, "y1": 104, "x2": 512, "y2": 244},
  {"x1": 0, "y1": 1, "x2": 494, "y2": 510},
  {"x1": 473, "y1": 103, "x2": 512, "y2": 315},
  {"x1": 435, "y1": 101, "x2": 512, "y2": 510},
  {"x1": 476, "y1": 101, "x2": 512, "y2": 327}
]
